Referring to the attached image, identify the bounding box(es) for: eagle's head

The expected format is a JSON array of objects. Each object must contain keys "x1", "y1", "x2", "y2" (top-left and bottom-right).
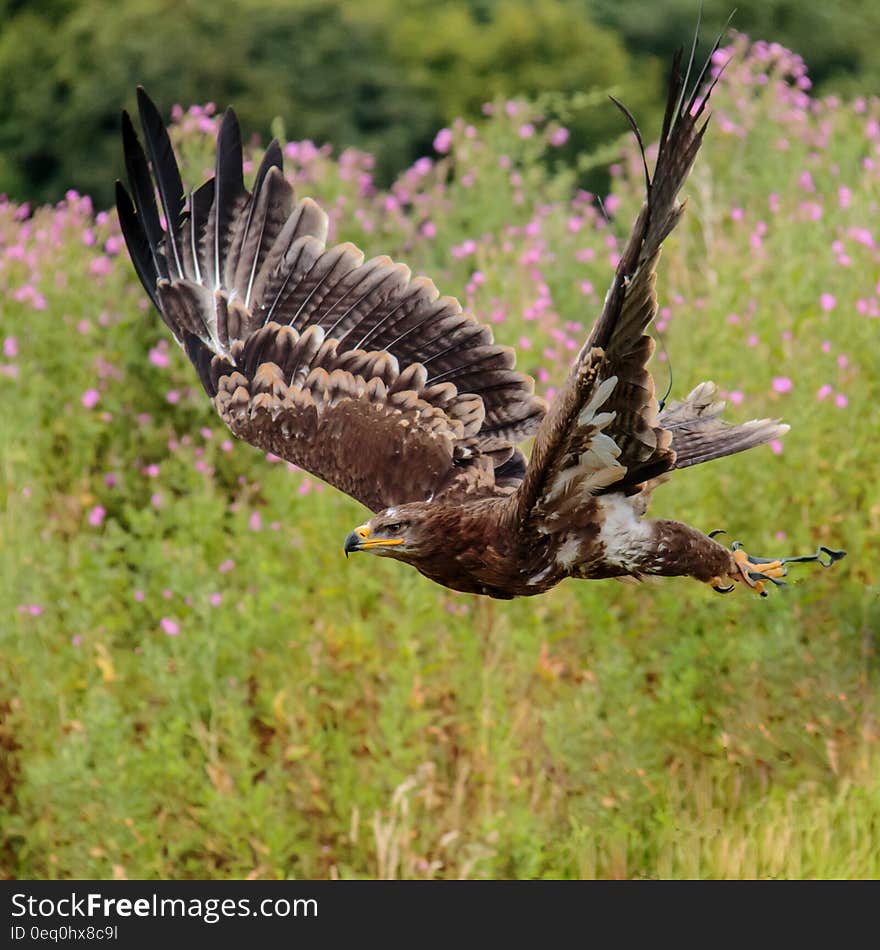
[{"x1": 343, "y1": 504, "x2": 434, "y2": 562}]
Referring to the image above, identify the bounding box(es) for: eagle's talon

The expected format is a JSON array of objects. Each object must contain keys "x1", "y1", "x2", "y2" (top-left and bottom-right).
[
  {"x1": 711, "y1": 579, "x2": 735, "y2": 594},
  {"x1": 725, "y1": 540, "x2": 845, "y2": 596}
]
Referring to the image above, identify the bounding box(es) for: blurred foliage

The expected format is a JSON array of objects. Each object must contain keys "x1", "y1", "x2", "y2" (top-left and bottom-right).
[
  {"x1": 0, "y1": 0, "x2": 664, "y2": 206},
  {"x1": 3, "y1": 0, "x2": 879, "y2": 207},
  {"x1": 0, "y1": 0, "x2": 435, "y2": 204},
  {"x1": 1, "y1": 34, "x2": 879, "y2": 878},
  {"x1": 592, "y1": 0, "x2": 880, "y2": 91}
]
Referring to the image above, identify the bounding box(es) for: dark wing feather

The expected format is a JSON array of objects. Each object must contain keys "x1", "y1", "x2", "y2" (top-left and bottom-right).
[
  {"x1": 207, "y1": 108, "x2": 247, "y2": 294},
  {"x1": 115, "y1": 180, "x2": 162, "y2": 314},
  {"x1": 136, "y1": 87, "x2": 185, "y2": 278},
  {"x1": 210, "y1": 324, "x2": 477, "y2": 512},
  {"x1": 120, "y1": 111, "x2": 166, "y2": 284},
  {"x1": 513, "y1": 29, "x2": 727, "y2": 527},
  {"x1": 118, "y1": 89, "x2": 547, "y2": 512}
]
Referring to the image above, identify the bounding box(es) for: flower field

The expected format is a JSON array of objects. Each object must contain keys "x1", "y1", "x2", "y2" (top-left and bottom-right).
[{"x1": 2, "y1": 37, "x2": 878, "y2": 878}]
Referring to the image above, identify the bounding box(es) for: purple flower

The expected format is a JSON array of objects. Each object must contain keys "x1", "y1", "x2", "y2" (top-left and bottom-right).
[
  {"x1": 549, "y1": 127, "x2": 569, "y2": 147},
  {"x1": 451, "y1": 239, "x2": 476, "y2": 259},
  {"x1": 412, "y1": 157, "x2": 432, "y2": 176},
  {"x1": 81, "y1": 389, "x2": 100, "y2": 409},
  {"x1": 772, "y1": 377, "x2": 793, "y2": 393},
  {"x1": 87, "y1": 505, "x2": 105, "y2": 527},
  {"x1": 3, "y1": 337, "x2": 17, "y2": 358},
  {"x1": 149, "y1": 344, "x2": 170, "y2": 368},
  {"x1": 89, "y1": 256, "x2": 113, "y2": 277},
  {"x1": 14, "y1": 285, "x2": 47, "y2": 310},
  {"x1": 820, "y1": 293, "x2": 836, "y2": 312},
  {"x1": 160, "y1": 617, "x2": 180, "y2": 636},
  {"x1": 433, "y1": 128, "x2": 453, "y2": 154}
]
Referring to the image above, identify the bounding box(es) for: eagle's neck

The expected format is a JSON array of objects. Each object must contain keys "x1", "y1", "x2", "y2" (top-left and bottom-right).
[{"x1": 406, "y1": 495, "x2": 564, "y2": 599}]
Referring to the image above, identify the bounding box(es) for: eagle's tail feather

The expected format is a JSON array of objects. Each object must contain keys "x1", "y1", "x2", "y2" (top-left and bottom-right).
[{"x1": 659, "y1": 381, "x2": 789, "y2": 469}]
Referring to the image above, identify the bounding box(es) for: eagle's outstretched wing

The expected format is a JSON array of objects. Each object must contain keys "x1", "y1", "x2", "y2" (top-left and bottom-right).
[
  {"x1": 512, "y1": 35, "x2": 785, "y2": 529},
  {"x1": 117, "y1": 90, "x2": 546, "y2": 513}
]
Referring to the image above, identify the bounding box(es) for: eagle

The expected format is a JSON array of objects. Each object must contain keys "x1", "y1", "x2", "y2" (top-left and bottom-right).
[{"x1": 116, "y1": 37, "x2": 844, "y2": 600}]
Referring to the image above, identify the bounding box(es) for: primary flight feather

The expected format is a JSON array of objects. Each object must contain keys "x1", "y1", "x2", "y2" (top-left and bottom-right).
[{"x1": 116, "y1": 33, "x2": 844, "y2": 599}]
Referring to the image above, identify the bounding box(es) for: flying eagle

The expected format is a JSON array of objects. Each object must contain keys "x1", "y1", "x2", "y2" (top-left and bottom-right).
[{"x1": 116, "y1": 38, "x2": 844, "y2": 600}]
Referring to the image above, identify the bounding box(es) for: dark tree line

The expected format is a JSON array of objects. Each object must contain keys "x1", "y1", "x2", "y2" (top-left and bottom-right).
[{"x1": 0, "y1": 0, "x2": 875, "y2": 207}]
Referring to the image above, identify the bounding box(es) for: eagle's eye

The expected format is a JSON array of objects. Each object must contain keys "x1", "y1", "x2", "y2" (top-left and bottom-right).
[{"x1": 384, "y1": 522, "x2": 402, "y2": 534}]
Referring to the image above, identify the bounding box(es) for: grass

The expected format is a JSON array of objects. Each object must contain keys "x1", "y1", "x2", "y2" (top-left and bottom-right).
[{"x1": 1, "y1": 35, "x2": 878, "y2": 879}]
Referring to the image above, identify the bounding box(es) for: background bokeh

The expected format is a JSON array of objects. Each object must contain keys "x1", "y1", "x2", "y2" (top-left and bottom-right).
[
  {"x1": 1, "y1": 2, "x2": 878, "y2": 879},
  {"x1": 2, "y1": 0, "x2": 880, "y2": 206}
]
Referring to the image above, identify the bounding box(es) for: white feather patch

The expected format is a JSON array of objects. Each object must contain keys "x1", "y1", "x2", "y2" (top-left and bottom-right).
[
  {"x1": 597, "y1": 494, "x2": 653, "y2": 569},
  {"x1": 555, "y1": 535, "x2": 583, "y2": 569},
  {"x1": 528, "y1": 565, "x2": 553, "y2": 586},
  {"x1": 577, "y1": 375, "x2": 618, "y2": 426},
  {"x1": 543, "y1": 374, "x2": 625, "y2": 506}
]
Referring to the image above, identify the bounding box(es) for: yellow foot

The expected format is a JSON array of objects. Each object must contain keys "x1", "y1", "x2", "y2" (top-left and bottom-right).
[
  {"x1": 709, "y1": 537, "x2": 846, "y2": 598},
  {"x1": 732, "y1": 547, "x2": 787, "y2": 597}
]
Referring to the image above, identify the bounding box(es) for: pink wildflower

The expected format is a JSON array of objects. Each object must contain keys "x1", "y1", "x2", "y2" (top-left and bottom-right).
[
  {"x1": 772, "y1": 377, "x2": 793, "y2": 394},
  {"x1": 433, "y1": 128, "x2": 453, "y2": 153}
]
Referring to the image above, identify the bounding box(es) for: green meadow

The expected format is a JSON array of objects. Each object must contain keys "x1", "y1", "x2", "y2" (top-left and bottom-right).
[{"x1": 2, "y1": 36, "x2": 878, "y2": 879}]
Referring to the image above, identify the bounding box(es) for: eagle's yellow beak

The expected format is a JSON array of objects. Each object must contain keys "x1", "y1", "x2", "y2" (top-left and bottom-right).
[{"x1": 344, "y1": 523, "x2": 404, "y2": 556}]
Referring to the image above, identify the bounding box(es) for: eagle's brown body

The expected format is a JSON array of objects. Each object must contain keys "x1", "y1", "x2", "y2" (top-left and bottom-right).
[
  {"x1": 356, "y1": 494, "x2": 736, "y2": 599},
  {"x1": 116, "y1": 33, "x2": 844, "y2": 601}
]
